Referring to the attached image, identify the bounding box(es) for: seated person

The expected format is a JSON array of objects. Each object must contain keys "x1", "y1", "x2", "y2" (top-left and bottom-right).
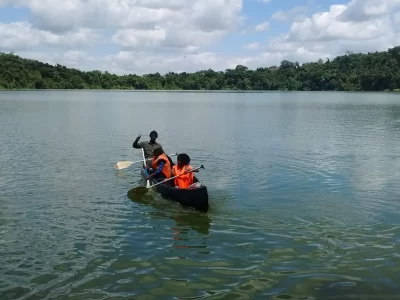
[
  {"x1": 172, "y1": 153, "x2": 199, "y2": 188},
  {"x1": 146, "y1": 147, "x2": 172, "y2": 181}
]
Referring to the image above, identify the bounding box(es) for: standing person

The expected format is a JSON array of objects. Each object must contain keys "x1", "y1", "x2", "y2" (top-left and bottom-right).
[
  {"x1": 172, "y1": 153, "x2": 199, "y2": 188},
  {"x1": 132, "y1": 130, "x2": 163, "y2": 162}
]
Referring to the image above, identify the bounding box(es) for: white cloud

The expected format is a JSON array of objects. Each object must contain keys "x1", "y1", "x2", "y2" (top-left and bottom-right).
[
  {"x1": 281, "y1": 1, "x2": 400, "y2": 46},
  {"x1": 0, "y1": 22, "x2": 98, "y2": 52},
  {"x1": 16, "y1": 50, "x2": 234, "y2": 75},
  {"x1": 111, "y1": 26, "x2": 225, "y2": 51},
  {"x1": 17, "y1": 46, "x2": 324, "y2": 76},
  {"x1": 255, "y1": 21, "x2": 270, "y2": 32},
  {"x1": 0, "y1": 0, "x2": 244, "y2": 74},
  {"x1": 272, "y1": 5, "x2": 308, "y2": 21},
  {"x1": 232, "y1": 48, "x2": 327, "y2": 69},
  {"x1": 103, "y1": 51, "x2": 235, "y2": 75},
  {"x1": 191, "y1": 0, "x2": 243, "y2": 32},
  {"x1": 136, "y1": 0, "x2": 187, "y2": 9},
  {"x1": 15, "y1": 0, "x2": 181, "y2": 32},
  {"x1": 111, "y1": 28, "x2": 167, "y2": 48},
  {"x1": 244, "y1": 42, "x2": 261, "y2": 50},
  {"x1": 16, "y1": 50, "x2": 95, "y2": 68},
  {"x1": 287, "y1": 5, "x2": 389, "y2": 42},
  {"x1": 62, "y1": 51, "x2": 94, "y2": 66},
  {"x1": 242, "y1": 0, "x2": 400, "y2": 70},
  {"x1": 2, "y1": 0, "x2": 400, "y2": 76},
  {"x1": 1, "y1": 0, "x2": 243, "y2": 57},
  {"x1": 338, "y1": 0, "x2": 400, "y2": 22},
  {"x1": 10, "y1": 0, "x2": 242, "y2": 34}
]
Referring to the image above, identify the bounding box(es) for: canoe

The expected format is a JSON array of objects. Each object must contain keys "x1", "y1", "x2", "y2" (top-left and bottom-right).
[{"x1": 140, "y1": 167, "x2": 209, "y2": 212}]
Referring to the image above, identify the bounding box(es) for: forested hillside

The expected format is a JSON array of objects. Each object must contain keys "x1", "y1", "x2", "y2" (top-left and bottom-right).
[{"x1": 1, "y1": 47, "x2": 400, "y2": 91}]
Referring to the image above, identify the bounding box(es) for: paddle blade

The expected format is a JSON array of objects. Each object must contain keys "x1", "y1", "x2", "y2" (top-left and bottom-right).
[
  {"x1": 115, "y1": 161, "x2": 133, "y2": 170},
  {"x1": 129, "y1": 187, "x2": 150, "y2": 195}
]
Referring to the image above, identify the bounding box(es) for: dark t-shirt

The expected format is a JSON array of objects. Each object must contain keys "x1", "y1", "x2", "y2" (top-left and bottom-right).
[{"x1": 135, "y1": 141, "x2": 163, "y2": 158}]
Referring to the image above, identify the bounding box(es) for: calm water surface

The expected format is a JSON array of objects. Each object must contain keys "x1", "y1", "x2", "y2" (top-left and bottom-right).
[{"x1": 1, "y1": 91, "x2": 400, "y2": 299}]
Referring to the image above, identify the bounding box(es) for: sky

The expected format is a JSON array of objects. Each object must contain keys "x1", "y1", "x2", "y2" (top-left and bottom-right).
[{"x1": 0, "y1": 0, "x2": 400, "y2": 75}]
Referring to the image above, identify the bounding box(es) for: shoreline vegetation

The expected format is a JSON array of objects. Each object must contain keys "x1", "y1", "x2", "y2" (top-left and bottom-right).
[{"x1": 1, "y1": 47, "x2": 400, "y2": 92}]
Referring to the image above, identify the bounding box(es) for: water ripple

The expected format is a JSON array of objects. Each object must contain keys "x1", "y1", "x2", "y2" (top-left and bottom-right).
[{"x1": 2, "y1": 92, "x2": 400, "y2": 299}]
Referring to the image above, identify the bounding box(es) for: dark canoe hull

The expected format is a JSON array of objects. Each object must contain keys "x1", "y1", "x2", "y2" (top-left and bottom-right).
[{"x1": 140, "y1": 168, "x2": 209, "y2": 212}]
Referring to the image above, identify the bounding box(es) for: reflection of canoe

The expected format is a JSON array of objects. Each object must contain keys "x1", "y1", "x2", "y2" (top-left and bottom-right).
[
  {"x1": 126, "y1": 191, "x2": 212, "y2": 235},
  {"x1": 140, "y1": 167, "x2": 209, "y2": 212},
  {"x1": 172, "y1": 212, "x2": 211, "y2": 235}
]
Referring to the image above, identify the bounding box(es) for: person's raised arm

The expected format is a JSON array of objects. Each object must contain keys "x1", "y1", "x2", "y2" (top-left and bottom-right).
[{"x1": 132, "y1": 135, "x2": 142, "y2": 149}]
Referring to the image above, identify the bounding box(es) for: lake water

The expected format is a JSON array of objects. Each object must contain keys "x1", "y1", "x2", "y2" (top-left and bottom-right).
[{"x1": 1, "y1": 91, "x2": 400, "y2": 299}]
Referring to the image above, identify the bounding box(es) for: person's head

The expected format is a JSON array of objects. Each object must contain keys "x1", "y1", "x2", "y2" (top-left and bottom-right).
[
  {"x1": 149, "y1": 130, "x2": 158, "y2": 142},
  {"x1": 153, "y1": 147, "x2": 164, "y2": 159},
  {"x1": 177, "y1": 153, "x2": 191, "y2": 167}
]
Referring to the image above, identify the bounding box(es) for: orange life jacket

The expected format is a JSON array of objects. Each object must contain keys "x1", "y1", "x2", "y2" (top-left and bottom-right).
[
  {"x1": 172, "y1": 165, "x2": 194, "y2": 188},
  {"x1": 151, "y1": 153, "x2": 171, "y2": 178}
]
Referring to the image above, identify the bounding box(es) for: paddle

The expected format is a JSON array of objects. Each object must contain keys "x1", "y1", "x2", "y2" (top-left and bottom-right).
[
  {"x1": 142, "y1": 148, "x2": 151, "y2": 188},
  {"x1": 115, "y1": 153, "x2": 177, "y2": 170},
  {"x1": 115, "y1": 158, "x2": 149, "y2": 170},
  {"x1": 130, "y1": 164, "x2": 205, "y2": 195}
]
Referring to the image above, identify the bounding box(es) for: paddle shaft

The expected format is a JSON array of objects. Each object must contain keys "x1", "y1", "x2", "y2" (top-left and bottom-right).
[
  {"x1": 116, "y1": 153, "x2": 178, "y2": 170},
  {"x1": 138, "y1": 153, "x2": 176, "y2": 164},
  {"x1": 138, "y1": 153, "x2": 178, "y2": 163},
  {"x1": 142, "y1": 148, "x2": 151, "y2": 188},
  {"x1": 148, "y1": 165, "x2": 204, "y2": 189}
]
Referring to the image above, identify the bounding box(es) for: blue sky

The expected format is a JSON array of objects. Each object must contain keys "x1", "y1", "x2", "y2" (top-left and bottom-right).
[{"x1": 0, "y1": 0, "x2": 398, "y2": 74}]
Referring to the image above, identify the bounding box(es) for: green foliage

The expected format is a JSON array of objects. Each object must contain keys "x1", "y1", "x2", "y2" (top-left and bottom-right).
[{"x1": 1, "y1": 48, "x2": 400, "y2": 91}]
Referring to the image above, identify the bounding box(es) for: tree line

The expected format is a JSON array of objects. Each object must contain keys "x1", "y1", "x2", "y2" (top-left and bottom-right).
[{"x1": 1, "y1": 47, "x2": 400, "y2": 91}]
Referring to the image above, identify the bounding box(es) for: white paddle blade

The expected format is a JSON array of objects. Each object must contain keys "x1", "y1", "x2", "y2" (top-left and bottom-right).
[{"x1": 115, "y1": 161, "x2": 133, "y2": 170}]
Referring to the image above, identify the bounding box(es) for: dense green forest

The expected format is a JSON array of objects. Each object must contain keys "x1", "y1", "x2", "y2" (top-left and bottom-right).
[{"x1": 1, "y1": 47, "x2": 400, "y2": 91}]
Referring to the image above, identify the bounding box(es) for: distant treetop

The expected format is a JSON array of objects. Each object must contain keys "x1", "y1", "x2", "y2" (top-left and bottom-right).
[{"x1": 1, "y1": 48, "x2": 400, "y2": 91}]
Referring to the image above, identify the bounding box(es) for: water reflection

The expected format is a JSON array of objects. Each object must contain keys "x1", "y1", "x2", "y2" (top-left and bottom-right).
[
  {"x1": 316, "y1": 280, "x2": 400, "y2": 300},
  {"x1": 4, "y1": 91, "x2": 400, "y2": 299},
  {"x1": 127, "y1": 189, "x2": 211, "y2": 236}
]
